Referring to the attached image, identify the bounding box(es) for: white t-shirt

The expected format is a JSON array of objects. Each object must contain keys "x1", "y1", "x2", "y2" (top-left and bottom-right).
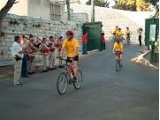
[
  {"x1": 138, "y1": 30, "x2": 142, "y2": 36},
  {"x1": 11, "y1": 41, "x2": 24, "y2": 58}
]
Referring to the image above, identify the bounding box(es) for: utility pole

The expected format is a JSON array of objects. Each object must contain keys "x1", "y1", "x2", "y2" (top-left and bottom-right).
[
  {"x1": 66, "y1": 0, "x2": 70, "y2": 20},
  {"x1": 91, "y1": 0, "x2": 95, "y2": 22}
]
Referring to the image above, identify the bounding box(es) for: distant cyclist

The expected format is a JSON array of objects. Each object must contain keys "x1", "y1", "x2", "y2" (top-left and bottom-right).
[
  {"x1": 115, "y1": 28, "x2": 124, "y2": 42},
  {"x1": 60, "y1": 30, "x2": 80, "y2": 81},
  {"x1": 113, "y1": 38, "x2": 124, "y2": 66},
  {"x1": 111, "y1": 26, "x2": 118, "y2": 42},
  {"x1": 125, "y1": 27, "x2": 131, "y2": 44}
]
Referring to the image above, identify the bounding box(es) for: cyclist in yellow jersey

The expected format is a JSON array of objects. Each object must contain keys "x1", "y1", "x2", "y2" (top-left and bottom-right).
[
  {"x1": 113, "y1": 39, "x2": 123, "y2": 62},
  {"x1": 112, "y1": 26, "x2": 118, "y2": 35},
  {"x1": 125, "y1": 27, "x2": 131, "y2": 36},
  {"x1": 125, "y1": 27, "x2": 131, "y2": 44},
  {"x1": 60, "y1": 30, "x2": 80, "y2": 80},
  {"x1": 116, "y1": 28, "x2": 123, "y2": 38}
]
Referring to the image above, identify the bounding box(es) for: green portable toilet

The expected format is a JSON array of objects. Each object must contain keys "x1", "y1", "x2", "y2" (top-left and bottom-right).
[
  {"x1": 145, "y1": 18, "x2": 159, "y2": 62},
  {"x1": 83, "y1": 22, "x2": 102, "y2": 51},
  {"x1": 145, "y1": 18, "x2": 159, "y2": 46}
]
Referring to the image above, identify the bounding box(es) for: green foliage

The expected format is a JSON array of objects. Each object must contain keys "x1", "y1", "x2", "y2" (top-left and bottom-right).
[
  {"x1": 86, "y1": 0, "x2": 158, "y2": 11},
  {"x1": 114, "y1": 0, "x2": 136, "y2": 11},
  {"x1": 137, "y1": 1, "x2": 152, "y2": 11},
  {"x1": 115, "y1": 0, "x2": 155, "y2": 11},
  {"x1": 86, "y1": 0, "x2": 106, "y2": 6},
  {"x1": 146, "y1": 0, "x2": 158, "y2": 6}
]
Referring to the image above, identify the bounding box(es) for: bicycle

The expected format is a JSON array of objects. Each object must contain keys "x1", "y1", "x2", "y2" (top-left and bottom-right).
[
  {"x1": 115, "y1": 51, "x2": 123, "y2": 71},
  {"x1": 125, "y1": 35, "x2": 131, "y2": 45},
  {"x1": 56, "y1": 57, "x2": 82, "y2": 95},
  {"x1": 109, "y1": 31, "x2": 116, "y2": 42}
]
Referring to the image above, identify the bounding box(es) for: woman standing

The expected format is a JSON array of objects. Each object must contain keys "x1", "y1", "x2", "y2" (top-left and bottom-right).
[{"x1": 137, "y1": 28, "x2": 143, "y2": 46}]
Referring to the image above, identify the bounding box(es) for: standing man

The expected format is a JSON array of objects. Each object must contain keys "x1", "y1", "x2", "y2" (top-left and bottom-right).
[
  {"x1": 101, "y1": 32, "x2": 106, "y2": 51},
  {"x1": 55, "y1": 36, "x2": 64, "y2": 68},
  {"x1": 40, "y1": 38, "x2": 50, "y2": 72},
  {"x1": 82, "y1": 32, "x2": 88, "y2": 55},
  {"x1": 28, "y1": 34, "x2": 37, "y2": 74},
  {"x1": 137, "y1": 28, "x2": 143, "y2": 46},
  {"x1": 48, "y1": 36, "x2": 56, "y2": 70},
  {"x1": 20, "y1": 35, "x2": 30, "y2": 78},
  {"x1": 11, "y1": 36, "x2": 25, "y2": 86}
]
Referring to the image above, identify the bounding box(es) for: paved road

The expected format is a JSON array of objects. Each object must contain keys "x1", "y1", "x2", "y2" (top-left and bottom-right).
[{"x1": 0, "y1": 42, "x2": 158, "y2": 120}]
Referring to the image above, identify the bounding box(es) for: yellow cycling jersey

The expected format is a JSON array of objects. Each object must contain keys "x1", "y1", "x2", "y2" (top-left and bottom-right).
[
  {"x1": 116, "y1": 31, "x2": 123, "y2": 38},
  {"x1": 62, "y1": 38, "x2": 79, "y2": 57},
  {"x1": 125, "y1": 29, "x2": 131, "y2": 35},
  {"x1": 113, "y1": 28, "x2": 118, "y2": 34},
  {"x1": 113, "y1": 42, "x2": 123, "y2": 52}
]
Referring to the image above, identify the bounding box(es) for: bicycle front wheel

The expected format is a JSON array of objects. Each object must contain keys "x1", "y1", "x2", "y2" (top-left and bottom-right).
[
  {"x1": 73, "y1": 70, "x2": 82, "y2": 90},
  {"x1": 57, "y1": 72, "x2": 68, "y2": 95}
]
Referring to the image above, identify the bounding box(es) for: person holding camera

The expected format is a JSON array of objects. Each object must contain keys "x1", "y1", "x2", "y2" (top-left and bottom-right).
[{"x1": 11, "y1": 36, "x2": 25, "y2": 86}]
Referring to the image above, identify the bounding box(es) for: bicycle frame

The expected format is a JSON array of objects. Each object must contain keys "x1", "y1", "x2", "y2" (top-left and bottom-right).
[
  {"x1": 58, "y1": 57, "x2": 75, "y2": 79},
  {"x1": 126, "y1": 35, "x2": 130, "y2": 44},
  {"x1": 65, "y1": 62, "x2": 75, "y2": 80},
  {"x1": 115, "y1": 51, "x2": 122, "y2": 71},
  {"x1": 56, "y1": 57, "x2": 83, "y2": 94}
]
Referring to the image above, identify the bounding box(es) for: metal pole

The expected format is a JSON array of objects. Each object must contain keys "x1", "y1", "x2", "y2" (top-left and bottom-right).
[
  {"x1": 91, "y1": 0, "x2": 95, "y2": 22},
  {"x1": 66, "y1": 0, "x2": 70, "y2": 20}
]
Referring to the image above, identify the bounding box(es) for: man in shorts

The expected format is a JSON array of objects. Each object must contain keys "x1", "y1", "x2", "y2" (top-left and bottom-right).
[{"x1": 60, "y1": 30, "x2": 80, "y2": 82}]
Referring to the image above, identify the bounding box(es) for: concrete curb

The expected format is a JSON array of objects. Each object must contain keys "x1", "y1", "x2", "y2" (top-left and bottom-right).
[
  {"x1": 0, "y1": 50, "x2": 99, "y2": 79},
  {"x1": 131, "y1": 50, "x2": 159, "y2": 71}
]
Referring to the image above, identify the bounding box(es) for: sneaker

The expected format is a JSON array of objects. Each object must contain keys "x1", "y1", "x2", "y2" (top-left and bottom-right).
[
  {"x1": 42, "y1": 69, "x2": 48, "y2": 72},
  {"x1": 14, "y1": 81, "x2": 22, "y2": 86},
  {"x1": 73, "y1": 77, "x2": 78, "y2": 82},
  {"x1": 22, "y1": 75, "x2": 29, "y2": 78},
  {"x1": 69, "y1": 79, "x2": 72, "y2": 85},
  {"x1": 59, "y1": 65, "x2": 64, "y2": 68}
]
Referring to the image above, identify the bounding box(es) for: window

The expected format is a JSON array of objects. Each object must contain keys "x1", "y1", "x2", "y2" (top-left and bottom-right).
[{"x1": 50, "y1": 3, "x2": 61, "y2": 20}]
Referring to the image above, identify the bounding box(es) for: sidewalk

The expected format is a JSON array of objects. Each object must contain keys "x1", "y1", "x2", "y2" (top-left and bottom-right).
[
  {"x1": 131, "y1": 50, "x2": 159, "y2": 71},
  {"x1": 0, "y1": 66, "x2": 14, "y2": 80},
  {"x1": 0, "y1": 50, "x2": 99, "y2": 80},
  {"x1": 0, "y1": 49, "x2": 158, "y2": 80}
]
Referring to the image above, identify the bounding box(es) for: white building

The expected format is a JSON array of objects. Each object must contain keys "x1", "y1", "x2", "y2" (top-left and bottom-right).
[{"x1": 0, "y1": 0, "x2": 66, "y2": 20}]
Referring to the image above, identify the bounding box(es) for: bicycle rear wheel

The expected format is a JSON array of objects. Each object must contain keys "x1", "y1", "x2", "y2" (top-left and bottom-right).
[
  {"x1": 73, "y1": 69, "x2": 82, "y2": 90},
  {"x1": 57, "y1": 72, "x2": 68, "y2": 95},
  {"x1": 116, "y1": 60, "x2": 120, "y2": 71}
]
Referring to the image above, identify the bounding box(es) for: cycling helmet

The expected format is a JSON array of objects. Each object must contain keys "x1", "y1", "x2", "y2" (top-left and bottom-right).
[
  {"x1": 66, "y1": 30, "x2": 74, "y2": 35},
  {"x1": 115, "y1": 37, "x2": 120, "y2": 42}
]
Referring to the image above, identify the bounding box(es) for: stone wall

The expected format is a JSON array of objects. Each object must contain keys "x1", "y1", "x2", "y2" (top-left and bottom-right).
[{"x1": 0, "y1": 13, "x2": 88, "y2": 63}]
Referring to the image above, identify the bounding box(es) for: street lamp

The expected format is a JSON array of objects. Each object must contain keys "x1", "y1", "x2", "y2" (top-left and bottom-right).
[
  {"x1": 66, "y1": 0, "x2": 70, "y2": 20},
  {"x1": 91, "y1": 0, "x2": 95, "y2": 22}
]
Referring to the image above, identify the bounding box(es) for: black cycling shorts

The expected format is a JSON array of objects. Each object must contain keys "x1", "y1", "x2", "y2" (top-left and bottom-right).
[{"x1": 67, "y1": 55, "x2": 79, "y2": 63}]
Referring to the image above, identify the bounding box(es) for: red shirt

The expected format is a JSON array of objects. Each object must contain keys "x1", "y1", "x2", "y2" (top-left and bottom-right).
[
  {"x1": 101, "y1": 35, "x2": 105, "y2": 43},
  {"x1": 82, "y1": 33, "x2": 88, "y2": 44}
]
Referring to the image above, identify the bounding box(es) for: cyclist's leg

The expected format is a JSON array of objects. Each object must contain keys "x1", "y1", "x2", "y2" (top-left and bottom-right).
[
  {"x1": 119, "y1": 53, "x2": 123, "y2": 67},
  {"x1": 115, "y1": 52, "x2": 119, "y2": 61},
  {"x1": 73, "y1": 55, "x2": 79, "y2": 77},
  {"x1": 66, "y1": 57, "x2": 72, "y2": 74}
]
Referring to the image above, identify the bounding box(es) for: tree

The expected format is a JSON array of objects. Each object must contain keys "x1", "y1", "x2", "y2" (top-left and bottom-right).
[
  {"x1": 86, "y1": 0, "x2": 106, "y2": 6},
  {"x1": 115, "y1": 0, "x2": 156, "y2": 11},
  {"x1": 0, "y1": 0, "x2": 16, "y2": 37},
  {"x1": 115, "y1": 0, "x2": 137, "y2": 11}
]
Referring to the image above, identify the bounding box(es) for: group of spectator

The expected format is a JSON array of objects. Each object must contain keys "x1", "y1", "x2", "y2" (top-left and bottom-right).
[
  {"x1": 111, "y1": 26, "x2": 143, "y2": 46},
  {"x1": 11, "y1": 34, "x2": 63, "y2": 86}
]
